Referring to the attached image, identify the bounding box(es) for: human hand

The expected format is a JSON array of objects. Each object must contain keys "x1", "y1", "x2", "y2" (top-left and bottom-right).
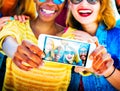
[
  {"x1": 0, "y1": 15, "x2": 29, "y2": 31},
  {"x1": 0, "y1": 16, "x2": 12, "y2": 30},
  {"x1": 74, "y1": 66, "x2": 85, "y2": 73},
  {"x1": 89, "y1": 46, "x2": 114, "y2": 75},
  {"x1": 72, "y1": 30, "x2": 99, "y2": 46},
  {"x1": 12, "y1": 40, "x2": 44, "y2": 71},
  {"x1": 14, "y1": 14, "x2": 30, "y2": 23}
]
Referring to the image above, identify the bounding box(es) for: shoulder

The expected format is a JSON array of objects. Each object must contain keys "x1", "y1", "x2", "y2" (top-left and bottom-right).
[
  {"x1": 10, "y1": 20, "x2": 30, "y2": 29},
  {"x1": 107, "y1": 27, "x2": 120, "y2": 53},
  {"x1": 0, "y1": 20, "x2": 31, "y2": 38},
  {"x1": 4, "y1": 19, "x2": 29, "y2": 27},
  {"x1": 61, "y1": 27, "x2": 76, "y2": 38},
  {"x1": 109, "y1": 27, "x2": 120, "y2": 32},
  {"x1": 108, "y1": 27, "x2": 120, "y2": 37}
]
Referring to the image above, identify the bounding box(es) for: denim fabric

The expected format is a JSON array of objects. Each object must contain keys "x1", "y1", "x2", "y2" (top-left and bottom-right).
[
  {"x1": 82, "y1": 75, "x2": 118, "y2": 91},
  {"x1": 116, "y1": 19, "x2": 120, "y2": 28},
  {"x1": 68, "y1": 67, "x2": 81, "y2": 91},
  {"x1": 0, "y1": 53, "x2": 7, "y2": 91},
  {"x1": 0, "y1": 13, "x2": 2, "y2": 18},
  {"x1": 82, "y1": 24, "x2": 120, "y2": 91},
  {"x1": 68, "y1": 24, "x2": 120, "y2": 91}
]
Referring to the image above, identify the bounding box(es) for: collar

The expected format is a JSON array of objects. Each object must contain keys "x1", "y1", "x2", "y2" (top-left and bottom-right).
[{"x1": 96, "y1": 23, "x2": 107, "y2": 48}]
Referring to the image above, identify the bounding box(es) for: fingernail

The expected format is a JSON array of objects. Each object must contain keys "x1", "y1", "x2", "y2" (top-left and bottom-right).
[
  {"x1": 5, "y1": 22, "x2": 8, "y2": 24},
  {"x1": 28, "y1": 67, "x2": 33, "y2": 70},
  {"x1": 38, "y1": 62, "x2": 44, "y2": 69},
  {"x1": 41, "y1": 53, "x2": 45, "y2": 58},
  {"x1": 10, "y1": 17, "x2": 14, "y2": 20},
  {"x1": 41, "y1": 62, "x2": 44, "y2": 66},
  {"x1": 89, "y1": 56, "x2": 93, "y2": 60}
]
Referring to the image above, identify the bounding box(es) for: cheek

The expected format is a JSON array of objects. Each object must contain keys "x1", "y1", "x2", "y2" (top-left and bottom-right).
[
  {"x1": 58, "y1": 3, "x2": 65, "y2": 11},
  {"x1": 92, "y1": 6, "x2": 100, "y2": 21},
  {"x1": 71, "y1": 7, "x2": 78, "y2": 18},
  {"x1": 69, "y1": 3, "x2": 76, "y2": 10}
]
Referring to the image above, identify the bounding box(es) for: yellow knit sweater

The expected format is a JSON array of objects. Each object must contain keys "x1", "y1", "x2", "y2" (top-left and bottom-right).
[{"x1": 0, "y1": 20, "x2": 72, "y2": 91}]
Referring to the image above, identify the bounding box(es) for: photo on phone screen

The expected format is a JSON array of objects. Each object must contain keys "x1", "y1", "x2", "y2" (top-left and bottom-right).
[{"x1": 39, "y1": 34, "x2": 92, "y2": 67}]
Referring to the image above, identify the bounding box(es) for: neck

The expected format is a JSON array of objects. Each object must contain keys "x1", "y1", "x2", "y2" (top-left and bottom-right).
[
  {"x1": 81, "y1": 22, "x2": 98, "y2": 36},
  {"x1": 30, "y1": 17, "x2": 63, "y2": 39}
]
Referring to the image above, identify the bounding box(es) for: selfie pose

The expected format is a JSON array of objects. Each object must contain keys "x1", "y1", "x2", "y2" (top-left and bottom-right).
[
  {"x1": 62, "y1": 0, "x2": 120, "y2": 90},
  {"x1": 0, "y1": 0, "x2": 73, "y2": 91}
]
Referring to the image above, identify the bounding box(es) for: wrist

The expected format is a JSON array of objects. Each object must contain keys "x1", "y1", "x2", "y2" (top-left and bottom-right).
[{"x1": 104, "y1": 65, "x2": 115, "y2": 78}]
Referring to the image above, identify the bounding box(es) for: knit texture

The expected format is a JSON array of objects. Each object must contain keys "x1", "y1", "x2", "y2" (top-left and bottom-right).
[{"x1": 0, "y1": 20, "x2": 72, "y2": 91}]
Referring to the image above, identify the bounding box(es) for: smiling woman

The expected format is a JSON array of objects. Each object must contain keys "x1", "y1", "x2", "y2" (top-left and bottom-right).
[
  {"x1": 0, "y1": 0, "x2": 72, "y2": 91},
  {"x1": 61, "y1": 0, "x2": 120, "y2": 90}
]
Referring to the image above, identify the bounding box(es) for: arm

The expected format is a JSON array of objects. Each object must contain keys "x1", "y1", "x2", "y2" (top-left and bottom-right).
[
  {"x1": 104, "y1": 65, "x2": 120, "y2": 90},
  {"x1": 2, "y1": 36, "x2": 44, "y2": 71},
  {"x1": 2, "y1": 36, "x2": 18, "y2": 58},
  {"x1": 90, "y1": 46, "x2": 120, "y2": 90},
  {"x1": 0, "y1": 15, "x2": 29, "y2": 30},
  {"x1": 73, "y1": 30, "x2": 120, "y2": 90}
]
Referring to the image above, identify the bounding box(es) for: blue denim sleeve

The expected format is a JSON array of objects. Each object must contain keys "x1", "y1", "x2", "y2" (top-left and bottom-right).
[
  {"x1": 107, "y1": 27, "x2": 120, "y2": 69},
  {"x1": 82, "y1": 75, "x2": 118, "y2": 91},
  {"x1": 82, "y1": 27, "x2": 120, "y2": 91}
]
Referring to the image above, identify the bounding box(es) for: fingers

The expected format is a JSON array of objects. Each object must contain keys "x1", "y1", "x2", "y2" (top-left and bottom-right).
[
  {"x1": 14, "y1": 51, "x2": 38, "y2": 68},
  {"x1": 92, "y1": 36, "x2": 99, "y2": 47},
  {"x1": 22, "y1": 40, "x2": 44, "y2": 57},
  {"x1": 72, "y1": 31, "x2": 99, "y2": 46},
  {"x1": 14, "y1": 15, "x2": 30, "y2": 23},
  {"x1": 90, "y1": 46, "x2": 107, "y2": 59},
  {"x1": 13, "y1": 40, "x2": 44, "y2": 71},
  {"x1": 74, "y1": 66, "x2": 85, "y2": 73},
  {"x1": 21, "y1": 40, "x2": 44, "y2": 65},
  {"x1": 13, "y1": 57, "x2": 32, "y2": 71},
  {"x1": 0, "y1": 23, "x2": 6, "y2": 30},
  {"x1": 0, "y1": 17, "x2": 12, "y2": 30},
  {"x1": 90, "y1": 46, "x2": 114, "y2": 75},
  {"x1": 0, "y1": 17, "x2": 11, "y2": 23}
]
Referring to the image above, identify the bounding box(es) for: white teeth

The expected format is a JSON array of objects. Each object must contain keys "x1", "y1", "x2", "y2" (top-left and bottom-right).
[
  {"x1": 42, "y1": 9, "x2": 55, "y2": 14},
  {"x1": 79, "y1": 10, "x2": 92, "y2": 13}
]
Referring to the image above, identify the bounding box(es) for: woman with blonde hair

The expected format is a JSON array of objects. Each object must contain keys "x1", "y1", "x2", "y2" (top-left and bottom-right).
[{"x1": 62, "y1": 0, "x2": 120, "y2": 90}]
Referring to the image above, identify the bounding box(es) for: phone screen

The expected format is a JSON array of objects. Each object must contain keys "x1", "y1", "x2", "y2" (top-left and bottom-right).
[{"x1": 42, "y1": 36, "x2": 90, "y2": 67}]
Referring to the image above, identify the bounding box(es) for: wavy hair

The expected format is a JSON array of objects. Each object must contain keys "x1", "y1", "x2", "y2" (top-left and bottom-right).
[{"x1": 66, "y1": 0, "x2": 116, "y2": 30}]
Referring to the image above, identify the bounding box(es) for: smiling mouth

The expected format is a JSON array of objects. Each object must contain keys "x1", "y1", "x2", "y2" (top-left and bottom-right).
[
  {"x1": 78, "y1": 10, "x2": 92, "y2": 17},
  {"x1": 41, "y1": 8, "x2": 56, "y2": 14}
]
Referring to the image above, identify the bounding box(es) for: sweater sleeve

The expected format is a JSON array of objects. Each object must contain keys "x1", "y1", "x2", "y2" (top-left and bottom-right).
[{"x1": 0, "y1": 20, "x2": 27, "y2": 51}]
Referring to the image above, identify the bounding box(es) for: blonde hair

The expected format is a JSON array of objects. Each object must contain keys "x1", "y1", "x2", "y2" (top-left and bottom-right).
[
  {"x1": 66, "y1": 0, "x2": 116, "y2": 30},
  {"x1": 0, "y1": 0, "x2": 36, "y2": 20}
]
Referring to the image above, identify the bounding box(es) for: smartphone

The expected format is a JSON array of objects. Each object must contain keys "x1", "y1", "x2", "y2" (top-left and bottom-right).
[{"x1": 38, "y1": 34, "x2": 96, "y2": 68}]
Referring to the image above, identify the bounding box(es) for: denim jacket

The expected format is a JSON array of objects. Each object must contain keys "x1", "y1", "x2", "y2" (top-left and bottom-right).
[
  {"x1": 67, "y1": 23, "x2": 120, "y2": 91},
  {"x1": 82, "y1": 23, "x2": 120, "y2": 91}
]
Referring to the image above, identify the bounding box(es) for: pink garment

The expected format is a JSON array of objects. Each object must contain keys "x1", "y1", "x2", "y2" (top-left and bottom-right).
[
  {"x1": 55, "y1": 6, "x2": 68, "y2": 27},
  {"x1": 63, "y1": 27, "x2": 68, "y2": 32}
]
